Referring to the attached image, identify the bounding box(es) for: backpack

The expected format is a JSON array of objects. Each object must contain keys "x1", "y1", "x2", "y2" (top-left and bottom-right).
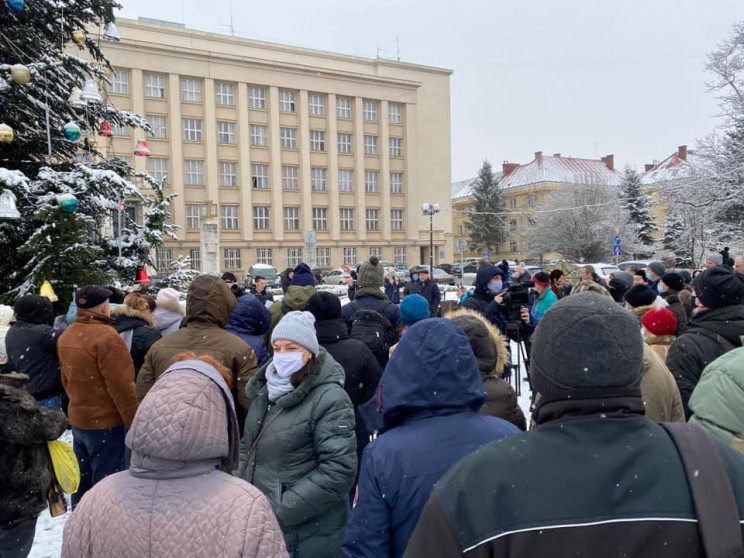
[{"x1": 349, "y1": 300, "x2": 395, "y2": 368}]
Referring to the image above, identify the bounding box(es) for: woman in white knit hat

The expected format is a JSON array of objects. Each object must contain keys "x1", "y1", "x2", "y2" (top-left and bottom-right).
[{"x1": 240, "y1": 310, "x2": 356, "y2": 558}]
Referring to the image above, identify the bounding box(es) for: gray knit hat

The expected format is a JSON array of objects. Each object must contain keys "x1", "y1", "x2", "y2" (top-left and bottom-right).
[
  {"x1": 359, "y1": 256, "x2": 384, "y2": 288},
  {"x1": 271, "y1": 311, "x2": 320, "y2": 356},
  {"x1": 648, "y1": 261, "x2": 666, "y2": 277},
  {"x1": 705, "y1": 252, "x2": 723, "y2": 266},
  {"x1": 530, "y1": 292, "x2": 644, "y2": 396}
]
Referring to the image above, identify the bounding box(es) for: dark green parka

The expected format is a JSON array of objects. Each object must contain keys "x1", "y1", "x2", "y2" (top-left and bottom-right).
[{"x1": 242, "y1": 348, "x2": 357, "y2": 558}]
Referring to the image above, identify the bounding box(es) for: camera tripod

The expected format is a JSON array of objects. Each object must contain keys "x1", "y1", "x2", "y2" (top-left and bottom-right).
[{"x1": 504, "y1": 320, "x2": 532, "y2": 398}]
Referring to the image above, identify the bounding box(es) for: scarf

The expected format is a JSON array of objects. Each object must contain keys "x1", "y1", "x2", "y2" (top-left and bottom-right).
[{"x1": 266, "y1": 362, "x2": 296, "y2": 402}]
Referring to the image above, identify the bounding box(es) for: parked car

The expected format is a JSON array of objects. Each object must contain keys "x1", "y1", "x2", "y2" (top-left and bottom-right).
[
  {"x1": 439, "y1": 263, "x2": 464, "y2": 278},
  {"x1": 312, "y1": 267, "x2": 334, "y2": 283},
  {"x1": 617, "y1": 260, "x2": 656, "y2": 271},
  {"x1": 394, "y1": 262, "x2": 408, "y2": 272},
  {"x1": 432, "y1": 268, "x2": 456, "y2": 285},
  {"x1": 321, "y1": 268, "x2": 351, "y2": 285},
  {"x1": 524, "y1": 265, "x2": 543, "y2": 276},
  {"x1": 244, "y1": 264, "x2": 281, "y2": 289},
  {"x1": 578, "y1": 263, "x2": 622, "y2": 282}
]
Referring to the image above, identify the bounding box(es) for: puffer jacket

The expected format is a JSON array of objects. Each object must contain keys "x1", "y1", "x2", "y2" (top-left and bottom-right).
[
  {"x1": 242, "y1": 348, "x2": 357, "y2": 558},
  {"x1": 110, "y1": 306, "x2": 161, "y2": 377},
  {"x1": 640, "y1": 343, "x2": 684, "y2": 422},
  {"x1": 343, "y1": 319, "x2": 519, "y2": 558},
  {"x1": 0, "y1": 373, "x2": 67, "y2": 527},
  {"x1": 153, "y1": 299, "x2": 185, "y2": 337},
  {"x1": 689, "y1": 346, "x2": 744, "y2": 456},
  {"x1": 341, "y1": 289, "x2": 400, "y2": 329},
  {"x1": 660, "y1": 289, "x2": 689, "y2": 335},
  {"x1": 666, "y1": 304, "x2": 744, "y2": 419},
  {"x1": 267, "y1": 285, "x2": 317, "y2": 343},
  {"x1": 136, "y1": 275, "x2": 258, "y2": 429},
  {"x1": 226, "y1": 294, "x2": 271, "y2": 367},
  {"x1": 62, "y1": 360, "x2": 287, "y2": 558}
]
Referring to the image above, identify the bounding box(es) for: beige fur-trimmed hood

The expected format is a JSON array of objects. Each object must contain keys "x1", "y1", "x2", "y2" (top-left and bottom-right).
[
  {"x1": 444, "y1": 307, "x2": 509, "y2": 376},
  {"x1": 110, "y1": 305, "x2": 154, "y2": 326}
]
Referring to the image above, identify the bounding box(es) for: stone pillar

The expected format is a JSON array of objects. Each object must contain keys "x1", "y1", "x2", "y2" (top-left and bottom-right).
[{"x1": 200, "y1": 201, "x2": 220, "y2": 274}]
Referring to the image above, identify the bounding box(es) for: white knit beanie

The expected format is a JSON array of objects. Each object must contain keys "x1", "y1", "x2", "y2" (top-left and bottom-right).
[
  {"x1": 156, "y1": 288, "x2": 181, "y2": 304},
  {"x1": 271, "y1": 311, "x2": 320, "y2": 356}
]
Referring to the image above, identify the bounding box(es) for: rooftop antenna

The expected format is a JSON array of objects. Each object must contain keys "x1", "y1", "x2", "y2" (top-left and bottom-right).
[
  {"x1": 228, "y1": 0, "x2": 235, "y2": 36},
  {"x1": 181, "y1": 0, "x2": 185, "y2": 25},
  {"x1": 376, "y1": 44, "x2": 381, "y2": 59},
  {"x1": 396, "y1": 36, "x2": 400, "y2": 61}
]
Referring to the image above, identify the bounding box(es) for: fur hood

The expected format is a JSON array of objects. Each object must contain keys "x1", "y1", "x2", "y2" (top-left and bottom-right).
[
  {"x1": 628, "y1": 304, "x2": 655, "y2": 319},
  {"x1": 445, "y1": 307, "x2": 509, "y2": 376},
  {"x1": 154, "y1": 299, "x2": 185, "y2": 316},
  {"x1": 111, "y1": 305, "x2": 154, "y2": 326},
  {"x1": 645, "y1": 333, "x2": 675, "y2": 346}
]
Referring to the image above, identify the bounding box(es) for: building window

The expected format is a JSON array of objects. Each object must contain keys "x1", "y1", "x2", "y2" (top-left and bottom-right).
[
  {"x1": 182, "y1": 118, "x2": 203, "y2": 142},
  {"x1": 509, "y1": 197, "x2": 517, "y2": 209},
  {"x1": 339, "y1": 169, "x2": 353, "y2": 192},
  {"x1": 282, "y1": 165, "x2": 299, "y2": 190},
  {"x1": 250, "y1": 124, "x2": 267, "y2": 147},
  {"x1": 280, "y1": 127, "x2": 297, "y2": 149},
  {"x1": 248, "y1": 86, "x2": 266, "y2": 109},
  {"x1": 389, "y1": 137, "x2": 403, "y2": 157},
  {"x1": 279, "y1": 89, "x2": 296, "y2": 112},
  {"x1": 257, "y1": 248, "x2": 273, "y2": 265},
  {"x1": 147, "y1": 114, "x2": 167, "y2": 139},
  {"x1": 184, "y1": 159, "x2": 204, "y2": 186},
  {"x1": 337, "y1": 97, "x2": 352, "y2": 119},
  {"x1": 287, "y1": 248, "x2": 303, "y2": 267},
  {"x1": 253, "y1": 206, "x2": 270, "y2": 230},
  {"x1": 108, "y1": 68, "x2": 129, "y2": 95},
  {"x1": 366, "y1": 209, "x2": 380, "y2": 231},
  {"x1": 309, "y1": 94, "x2": 325, "y2": 116},
  {"x1": 144, "y1": 74, "x2": 166, "y2": 99},
  {"x1": 338, "y1": 133, "x2": 352, "y2": 154},
  {"x1": 510, "y1": 240, "x2": 518, "y2": 252},
  {"x1": 284, "y1": 207, "x2": 300, "y2": 230},
  {"x1": 189, "y1": 249, "x2": 201, "y2": 271},
  {"x1": 252, "y1": 164, "x2": 269, "y2": 189},
  {"x1": 340, "y1": 208, "x2": 354, "y2": 231},
  {"x1": 364, "y1": 135, "x2": 378, "y2": 156},
  {"x1": 343, "y1": 247, "x2": 356, "y2": 265},
  {"x1": 363, "y1": 99, "x2": 377, "y2": 121},
  {"x1": 311, "y1": 167, "x2": 327, "y2": 191},
  {"x1": 528, "y1": 193, "x2": 536, "y2": 206},
  {"x1": 310, "y1": 130, "x2": 326, "y2": 151},
  {"x1": 224, "y1": 248, "x2": 241, "y2": 269},
  {"x1": 389, "y1": 103, "x2": 402, "y2": 124},
  {"x1": 365, "y1": 170, "x2": 379, "y2": 193},
  {"x1": 156, "y1": 248, "x2": 172, "y2": 272},
  {"x1": 217, "y1": 121, "x2": 236, "y2": 144},
  {"x1": 219, "y1": 161, "x2": 238, "y2": 187},
  {"x1": 181, "y1": 78, "x2": 201, "y2": 102},
  {"x1": 394, "y1": 246, "x2": 406, "y2": 264},
  {"x1": 390, "y1": 172, "x2": 403, "y2": 194},
  {"x1": 391, "y1": 209, "x2": 404, "y2": 231},
  {"x1": 186, "y1": 204, "x2": 204, "y2": 230},
  {"x1": 313, "y1": 207, "x2": 328, "y2": 231},
  {"x1": 457, "y1": 225, "x2": 463, "y2": 235},
  {"x1": 220, "y1": 205, "x2": 239, "y2": 230},
  {"x1": 215, "y1": 82, "x2": 235, "y2": 106},
  {"x1": 316, "y1": 247, "x2": 331, "y2": 266},
  {"x1": 112, "y1": 122, "x2": 130, "y2": 136},
  {"x1": 147, "y1": 157, "x2": 168, "y2": 183},
  {"x1": 509, "y1": 219, "x2": 517, "y2": 232},
  {"x1": 369, "y1": 247, "x2": 382, "y2": 259}
]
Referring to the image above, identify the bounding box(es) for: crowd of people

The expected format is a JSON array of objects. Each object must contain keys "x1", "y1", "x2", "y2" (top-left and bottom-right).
[{"x1": 0, "y1": 250, "x2": 743, "y2": 557}]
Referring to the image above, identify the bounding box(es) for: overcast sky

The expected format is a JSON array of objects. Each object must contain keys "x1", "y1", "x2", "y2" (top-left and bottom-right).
[{"x1": 117, "y1": 0, "x2": 744, "y2": 180}]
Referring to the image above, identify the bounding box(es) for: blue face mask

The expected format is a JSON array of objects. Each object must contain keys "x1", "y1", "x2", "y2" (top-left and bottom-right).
[
  {"x1": 645, "y1": 272, "x2": 653, "y2": 281},
  {"x1": 488, "y1": 279, "x2": 503, "y2": 294},
  {"x1": 412, "y1": 275, "x2": 419, "y2": 282}
]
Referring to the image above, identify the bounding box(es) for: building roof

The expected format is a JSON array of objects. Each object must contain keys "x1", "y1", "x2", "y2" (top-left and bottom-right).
[
  {"x1": 641, "y1": 145, "x2": 706, "y2": 185},
  {"x1": 499, "y1": 152, "x2": 620, "y2": 190},
  {"x1": 451, "y1": 177, "x2": 478, "y2": 199}
]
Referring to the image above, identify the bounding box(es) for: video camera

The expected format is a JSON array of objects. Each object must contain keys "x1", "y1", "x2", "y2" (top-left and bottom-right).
[{"x1": 502, "y1": 281, "x2": 534, "y2": 324}]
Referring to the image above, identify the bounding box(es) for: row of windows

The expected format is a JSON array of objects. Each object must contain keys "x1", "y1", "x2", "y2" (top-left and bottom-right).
[
  {"x1": 109, "y1": 71, "x2": 404, "y2": 123},
  {"x1": 147, "y1": 157, "x2": 405, "y2": 193},
  {"x1": 157, "y1": 245, "x2": 408, "y2": 272},
  {"x1": 184, "y1": 204, "x2": 404, "y2": 232}
]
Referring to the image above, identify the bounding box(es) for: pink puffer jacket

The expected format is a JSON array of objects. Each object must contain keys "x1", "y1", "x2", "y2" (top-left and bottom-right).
[{"x1": 62, "y1": 360, "x2": 287, "y2": 558}]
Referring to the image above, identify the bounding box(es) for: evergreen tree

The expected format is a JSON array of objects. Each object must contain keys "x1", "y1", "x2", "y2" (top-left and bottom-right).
[
  {"x1": 467, "y1": 160, "x2": 505, "y2": 256},
  {"x1": 156, "y1": 254, "x2": 198, "y2": 292},
  {"x1": 620, "y1": 166, "x2": 657, "y2": 246},
  {"x1": 0, "y1": 1, "x2": 174, "y2": 306}
]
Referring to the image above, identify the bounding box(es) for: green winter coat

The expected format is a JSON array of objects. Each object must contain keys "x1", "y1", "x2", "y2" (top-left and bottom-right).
[
  {"x1": 242, "y1": 348, "x2": 357, "y2": 558},
  {"x1": 689, "y1": 344, "x2": 744, "y2": 457}
]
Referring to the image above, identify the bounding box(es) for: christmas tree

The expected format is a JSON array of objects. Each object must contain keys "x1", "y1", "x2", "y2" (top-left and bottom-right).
[
  {"x1": 620, "y1": 166, "x2": 657, "y2": 247},
  {"x1": 467, "y1": 160, "x2": 505, "y2": 257},
  {"x1": 0, "y1": 0, "x2": 175, "y2": 307}
]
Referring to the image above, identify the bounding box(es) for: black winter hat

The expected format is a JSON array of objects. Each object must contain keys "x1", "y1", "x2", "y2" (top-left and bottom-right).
[
  {"x1": 623, "y1": 284, "x2": 655, "y2": 308},
  {"x1": 306, "y1": 291, "x2": 342, "y2": 321},
  {"x1": 75, "y1": 285, "x2": 113, "y2": 309},
  {"x1": 13, "y1": 294, "x2": 53, "y2": 325},
  {"x1": 104, "y1": 286, "x2": 126, "y2": 305},
  {"x1": 530, "y1": 293, "x2": 644, "y2": 396},
  {"x1": 661, "y1": 272, "x2": 684, "y2": 292},
  {"x1": 291, "y1": 263, "x2": 316, "y2": 287},
  {"x1": 693, "y1": 265, "x2": 744, "y2": 309}
]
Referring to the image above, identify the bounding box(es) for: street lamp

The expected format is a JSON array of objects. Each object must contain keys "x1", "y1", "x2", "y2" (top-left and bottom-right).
[{"x1": 421, "y1": 202, "x2": 441, "y2": 271}]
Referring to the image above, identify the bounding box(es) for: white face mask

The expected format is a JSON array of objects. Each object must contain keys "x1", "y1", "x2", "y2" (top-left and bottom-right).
[{"x1": 272, "y1": 351, "x2": 305, "y2": 378}]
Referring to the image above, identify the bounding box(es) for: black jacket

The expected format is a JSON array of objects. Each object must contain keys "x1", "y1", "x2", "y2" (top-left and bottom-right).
[
  {"x1": 405, "y1": 389, "x2": 744, "y2": 558},
  {"x1": 666, "y1": 304, "x2": 744, "y2": 419},
  {"x1": 110, "y1": 308, "x2": 162, "y2": 378},
  {"x1": 5, "y1": 321, "x2": 63, "y2": 401},
  {"x1": 417, "y1": 279, "x2": 442, "y2": 317},
  {"x1": 315, "y1": 318, "x2": 383, "y2": 459},
  {"x1": 249, "y1": 284, "x2": 275, "y2": 305}
]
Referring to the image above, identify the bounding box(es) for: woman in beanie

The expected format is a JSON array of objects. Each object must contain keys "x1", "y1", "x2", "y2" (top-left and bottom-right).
[
  {"x1": 658, "y1": 272, "x2": 689, "y2": 335},
  {"x1": 241, "y1": 311, "x2": 356, "y2": 558},
  {"x1": 641, "y1": 307, "x2": 677, "y2": 362},
  {"x1": 110, "y1": 293, "x2": 162, "y2": 378},
  {"x1": 154, "y1": 288, "x2": 184, "y2": 337},
  {"x1": 389, "y1": 294, "x2": 430, "y2": 356}
]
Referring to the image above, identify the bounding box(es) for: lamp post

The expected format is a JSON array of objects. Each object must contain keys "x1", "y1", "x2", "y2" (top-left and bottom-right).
[{"x1": 421, "y1": 202, "x2": 441, "y2": 270}]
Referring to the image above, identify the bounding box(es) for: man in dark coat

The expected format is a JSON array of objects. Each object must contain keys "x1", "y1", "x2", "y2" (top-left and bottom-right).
[
  {"x1": 416, "y1": 268, "x2": 441, "y2": 317},
  {"x1": 341, "y1": 257, "x2": 400, "y2": 328},
  {"x1": 659, "y1": 272, "x2": 690, "y2": 335},
  {"x1": 343, "y1": 319, "x2": 518, "y2": 558},
  {"x1": 249, "y1": 275, "x2": 275, "y2": 306},
  {"x1": 5, "y1": 294, "x2": 64, "y2": 406},
  {"x1": 225, "y1": 293, "x2": 272, "y2": 367},
  {"x1": 405, "y1": 293, "x2": 744, "y2": 558},
  {"x1": 666, "y1": 265, "x2": 744, "y2": 419}
]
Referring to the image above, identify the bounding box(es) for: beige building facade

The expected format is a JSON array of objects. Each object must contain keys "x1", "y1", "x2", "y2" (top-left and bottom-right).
[{"x1": 102, "y1": 18, "x2": 452, "y2": 276}]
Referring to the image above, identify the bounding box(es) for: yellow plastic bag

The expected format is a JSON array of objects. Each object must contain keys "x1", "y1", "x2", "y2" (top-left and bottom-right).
[{"x1": 47, "y1": 440, "x2": 80, "y2": 494}]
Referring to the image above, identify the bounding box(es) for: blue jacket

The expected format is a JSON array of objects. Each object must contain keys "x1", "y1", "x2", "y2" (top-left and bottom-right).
[
  {"x1": 225, "y1": 294, "x2": 271, "y2": 366},
  {"x1": 341, "y1": 291, "x2": 400, "y2": 329},
  {"x1": 343, "y1": 319, "x2": 519, "y2": 558}
]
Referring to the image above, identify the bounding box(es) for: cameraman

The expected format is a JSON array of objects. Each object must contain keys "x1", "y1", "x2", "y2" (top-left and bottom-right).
[{"x1": 221, "y1": 272, "x2": 245, "y2": 299}]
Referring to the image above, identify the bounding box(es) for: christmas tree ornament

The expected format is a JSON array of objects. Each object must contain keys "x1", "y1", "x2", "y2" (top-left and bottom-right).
[
  {"x1": 99, "y1": 120, "x2": 113, "y2": 137},
  {"x1": 63, "y1": 121, "x2": 81, "y2": 141},
  {"x1": 40, "y1": 280, "x2": 59, "y2": 302},
  {"x1": 134, "y1": 138, "x2": 151, "y2": 157},
  {"x1": 136, "y1": 267, "x2": 150, "y2": 285},
  {"x1": 68, "y1": 87, "x2": 86, "y2": 108},
  {"x1": 72, "y1": 30, "x2": 86, "y2": 45},
  {"x1": 10, "y1": 64, "x2": 31, "y2": 84},
  {"x1": 103, "y1": 22, "x2": 121, "y2": 42},
  {"x1": 56, "y1": 193, "x2": 78, "y2": 214},
  {"x1": 80, "y1": 79, "x2": 102, "y2": 103},
  {"x1": 6, "y1": 0, "x2": 24, "y2": 11},
  {"x1": 0, "y1": 123, "x2": 14, "y2": 143},
  {"x1": 0, "y1": 190, "x2": 21, "y2": 220}
]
